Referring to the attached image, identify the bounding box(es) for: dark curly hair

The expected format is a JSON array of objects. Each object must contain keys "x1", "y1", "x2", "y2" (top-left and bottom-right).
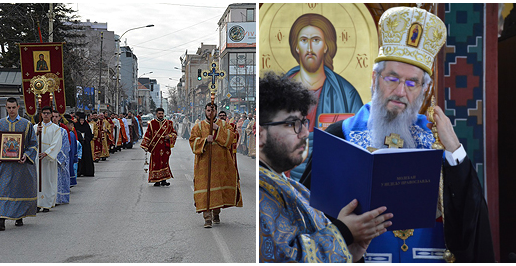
[{"x1": 259, "y1": 71, "x2": 316, "y2": 124}]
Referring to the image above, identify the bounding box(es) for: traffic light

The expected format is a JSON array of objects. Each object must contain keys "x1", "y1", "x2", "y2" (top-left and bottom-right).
[
  {"x1": 197, "y1": 69, "x2": 202, "y2": 81},
  {"x1": 225, "y1": 105, "x2": 229, "y2": 110}
]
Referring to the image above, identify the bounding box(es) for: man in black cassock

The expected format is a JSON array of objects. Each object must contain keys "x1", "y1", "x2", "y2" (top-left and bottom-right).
[
  {"x1": 300, "y1": 6, "x2": 494, "y2": 263},
  {"x1": 74, "y1": 113, "x2": 95, "y2": 177}
]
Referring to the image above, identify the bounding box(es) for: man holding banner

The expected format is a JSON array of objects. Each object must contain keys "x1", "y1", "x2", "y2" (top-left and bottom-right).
[{"x1": 140, "y1": 108, "x2": 177, "y2": 187}]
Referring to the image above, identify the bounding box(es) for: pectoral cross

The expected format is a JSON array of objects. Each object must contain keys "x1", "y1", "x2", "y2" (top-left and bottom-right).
[
  {"x1": 365, "y1": 133, "x2": 404, "y2": 152},
  {"x1": 384, "y1": 133, "x2": 404, "y2": 148}
]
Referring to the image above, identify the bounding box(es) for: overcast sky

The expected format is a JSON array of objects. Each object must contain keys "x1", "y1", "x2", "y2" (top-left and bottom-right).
[{"x1": 68, "y1": 2, "x2": 235, "y2": 97}]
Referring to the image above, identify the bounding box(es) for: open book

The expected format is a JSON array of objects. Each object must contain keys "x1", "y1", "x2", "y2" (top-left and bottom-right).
[{"x1": 310, "y1": 128, "x2": 443, "y2": 230}]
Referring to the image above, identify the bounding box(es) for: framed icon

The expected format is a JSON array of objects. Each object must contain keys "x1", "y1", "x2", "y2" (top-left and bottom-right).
[
  {"x1": 33, "y1": 51, "x2": 51, "y2": 72},
  {"x1": 0, "y1": 132, "x2": 25, "y2": 161}
]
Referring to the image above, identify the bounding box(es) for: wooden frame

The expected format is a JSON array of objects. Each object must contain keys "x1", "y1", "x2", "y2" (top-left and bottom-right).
[{"x1": 0, "y1": 132, "x2": 25, "y2": 161}]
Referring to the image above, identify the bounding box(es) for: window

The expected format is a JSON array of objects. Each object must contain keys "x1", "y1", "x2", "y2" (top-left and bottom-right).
[{"x1": 246, "y1": 9, "x2": 254, "y2": 22}]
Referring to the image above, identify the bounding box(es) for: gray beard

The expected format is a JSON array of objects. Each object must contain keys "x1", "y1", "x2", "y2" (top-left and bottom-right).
[{"x1": 367, "y1": 84, "x2": 425, "y2": 149}]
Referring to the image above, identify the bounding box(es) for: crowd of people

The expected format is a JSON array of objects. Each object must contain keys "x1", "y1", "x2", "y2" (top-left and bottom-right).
[
  {"x1": 172, "y1": 112, "x2": 256, "y2": 159},
  {"x1": 0, "y1": 98, "x2": 146, "y2": 231}
]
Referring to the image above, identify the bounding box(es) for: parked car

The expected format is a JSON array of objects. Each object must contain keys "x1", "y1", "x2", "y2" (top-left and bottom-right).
[{"x1": 141, "y1": 115, "x2": 153, "y2": 127}]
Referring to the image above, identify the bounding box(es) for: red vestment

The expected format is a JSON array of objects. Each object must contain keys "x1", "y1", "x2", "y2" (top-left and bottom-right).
[
  {"x1": 140, "y1": 119, "x2": 177, "y2": 183},
  {"x1": 117, "y1": 118, "x2": 128, "y2": 147}
]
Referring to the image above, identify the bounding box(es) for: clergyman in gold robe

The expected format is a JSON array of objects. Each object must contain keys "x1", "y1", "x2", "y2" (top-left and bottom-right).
[{"x1": 189, "y1": 103, "x2": 243, "y2": 228}]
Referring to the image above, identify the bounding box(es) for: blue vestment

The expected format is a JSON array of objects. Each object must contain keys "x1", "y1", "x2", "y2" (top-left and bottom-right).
[
  {"x1": 342, "y1": 102, "x2": 446, "y2": 263},
  {"x1": 56, "y1": 127, "x2": 70, "y2": 204},
  {"x1": 75, "y1": 140, "x2": 82, "y2": 180},
  {"x1": 0, "y1": 117, "x2": 38, "y2": 219},
  {"x1": 69, "y1": 133, "x2": 78, "y2": 186},
  {"x1": 135, "y1": 118, "x2": 142, "y2": 138},
  {"x1": 259, "y1": 165, "x2": 352, "y2": 263},
  {"x1": 286, "y1": 66, "x2": 364, "y2": 181}
]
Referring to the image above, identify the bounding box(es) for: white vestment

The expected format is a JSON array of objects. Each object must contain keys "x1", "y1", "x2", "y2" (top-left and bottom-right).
[
  {"x1": 34, "y1": 122, "x2": 62, "y2": 209},
  {"x1": 113, "y1": 118, "x2": 121, "y2": 145},
  {"x1": 122, "y1": 118, "x2": 130, "y2": 142}
]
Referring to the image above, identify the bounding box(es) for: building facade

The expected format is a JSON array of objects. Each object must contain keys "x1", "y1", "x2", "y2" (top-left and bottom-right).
[
  {"x1": 218, "y1": 3, "x2": 256, "y2": 117},
  {"x1": 179, "y1": 43, "x2": 218, "y2": 122},
  {"x1": 119, "y1": 45, "x2": 138, "y2": 114},
  {"x1": 66, "y1": 19, "x2": 116, "y2": 112}
]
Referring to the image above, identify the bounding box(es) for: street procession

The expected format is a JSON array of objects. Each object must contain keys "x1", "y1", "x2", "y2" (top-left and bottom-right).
[
  {"x1": 2, "y1": 1, "x2": 516, "y2": 265},
  {"x1": 0, "y1": 2, "x2": 255, "y2": 263}
]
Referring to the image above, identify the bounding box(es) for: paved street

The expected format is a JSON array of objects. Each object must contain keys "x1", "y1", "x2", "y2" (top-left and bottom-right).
[{"x1": 0, "y1": 134, "x2": 256, "y2": 263}]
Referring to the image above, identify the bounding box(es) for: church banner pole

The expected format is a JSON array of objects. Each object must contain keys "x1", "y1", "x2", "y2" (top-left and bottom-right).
[
  {"x1": 206, "y1": 93, "x2": 215, "y2": 213},
  {"x1": 201, "y1": 62, "x2": 225, "y2": 214},
  {"x1": 37, "y1": 95, "x2": 42, "y2": 192}
]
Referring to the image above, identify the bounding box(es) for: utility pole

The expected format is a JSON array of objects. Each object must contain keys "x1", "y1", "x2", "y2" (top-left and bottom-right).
[
  {"x1": 48, "y1": 4, "x2": 53, "y2": 42},
  {"x1": 98, "y1": 31, "x2": 103, "y2": 112}
]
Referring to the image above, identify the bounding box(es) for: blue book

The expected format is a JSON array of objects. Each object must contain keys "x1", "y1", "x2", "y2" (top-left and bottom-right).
[{"x1": 310, "y1": 128, "x2": 443, "y2": 231}]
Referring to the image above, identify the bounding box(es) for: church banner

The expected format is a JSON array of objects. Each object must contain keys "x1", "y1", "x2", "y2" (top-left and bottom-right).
[{"x1": 18, "y1": 42, "x2": 66, "y2": 120}]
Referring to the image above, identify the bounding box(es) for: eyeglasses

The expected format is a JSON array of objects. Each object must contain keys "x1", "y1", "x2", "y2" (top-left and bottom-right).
[
  {"x1": 42, "y1": 112, "x2": 51, "y2": 115},
  {"x1": 380, "y1": 74, "x2": 422, "y2": 91},
  {"x1": 261, "y1": 118, "x2": 310, "y2": 134}
]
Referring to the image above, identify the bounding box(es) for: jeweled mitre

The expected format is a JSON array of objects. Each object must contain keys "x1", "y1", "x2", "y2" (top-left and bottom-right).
[{"x1": 375, "y1": 6, "x2": 446, "y2": 75}]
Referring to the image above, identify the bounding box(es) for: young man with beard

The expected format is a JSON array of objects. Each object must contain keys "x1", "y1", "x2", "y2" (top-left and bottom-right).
[
  {"x1": 189, "y1": 103, "x2": 242, "y2": 228},
  {"x1": 259, "y1": 72, "x2": 392, "y2": 262},
  {"x1": 140, "y1": 108, "x2": 176, "y2": 187},
  {"x1": 300, "y1": 6, "x2": 494, "y2": 263}
]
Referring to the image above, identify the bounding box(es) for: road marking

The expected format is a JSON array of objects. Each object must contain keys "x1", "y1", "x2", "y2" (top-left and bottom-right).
[
  {"x1": 212, "y1": 228, "x2": 234, "y2": 263},
  {"x1": 184, "y1": 173, "x2": 194, "y2": 191},
  {"x1": 184, "y1": 173, "x2": 192, "y2": 182}
]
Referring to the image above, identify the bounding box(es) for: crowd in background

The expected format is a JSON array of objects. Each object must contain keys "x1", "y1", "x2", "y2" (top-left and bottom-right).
[{"x1": 172, "y1": 112, "x2": 255, "y2": 159}]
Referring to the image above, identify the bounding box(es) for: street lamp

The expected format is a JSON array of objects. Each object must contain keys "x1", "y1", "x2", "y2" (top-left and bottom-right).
[
  {"x1": 115, "y1": 24, "x2": 154, "y2": 114},
  {"x1": 105, "y1": 53, "x2": 119, "y2": 112}
]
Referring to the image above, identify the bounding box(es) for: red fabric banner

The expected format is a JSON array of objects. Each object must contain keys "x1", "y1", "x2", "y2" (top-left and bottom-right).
[{"x1": 18, "y1": 42, "x2": 66, "y2": 118}]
